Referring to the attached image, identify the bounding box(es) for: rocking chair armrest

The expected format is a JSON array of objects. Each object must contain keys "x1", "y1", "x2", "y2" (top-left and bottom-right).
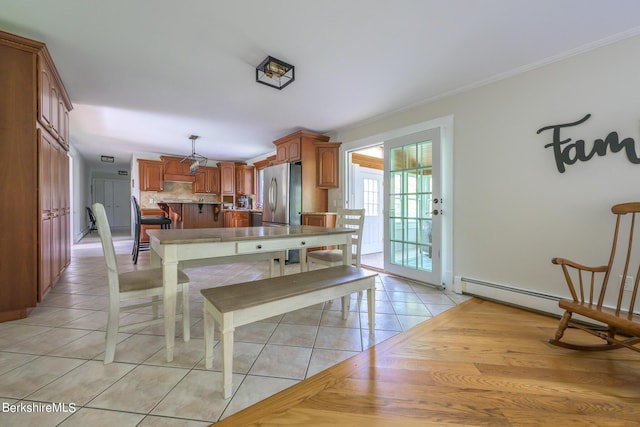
[{"x1": 551, "y1": 257, "x2": 608, "y2": 273}]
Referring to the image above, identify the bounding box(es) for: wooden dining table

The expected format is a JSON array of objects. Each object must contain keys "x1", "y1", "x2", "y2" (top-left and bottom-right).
[{"x1": 147, "y1": 225, "x2": 353, "y2": 362}]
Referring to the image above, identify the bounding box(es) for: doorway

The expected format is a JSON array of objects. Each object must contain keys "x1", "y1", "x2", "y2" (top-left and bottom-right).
[
  {"x1": 344, "y1": 116, "x2": 453, "y2": 287},
  {"x1": 348, "y1": 146, "x2": 384, "y2": 270}
]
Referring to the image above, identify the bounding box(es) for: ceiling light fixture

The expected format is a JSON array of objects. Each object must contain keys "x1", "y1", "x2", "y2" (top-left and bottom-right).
[
  {"x1": 256, "y1": 56, "x2": 294, "y2": 90},
  {"x1": 100, "y1": 155, "x2": 114, "y2": 163},
  {"x1": 180, "y1": 135, "x2": 207, "y2": 175}
]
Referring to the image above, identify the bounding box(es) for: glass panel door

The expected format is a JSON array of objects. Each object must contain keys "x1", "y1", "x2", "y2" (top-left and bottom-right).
[{"x1": 384, "y1": 128, "x2": 441, "y2": 285}]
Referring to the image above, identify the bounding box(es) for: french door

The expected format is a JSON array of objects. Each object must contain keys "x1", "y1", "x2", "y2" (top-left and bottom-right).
[{"x1": 384, "y1": 128, "x2": 441, "y2": 285}]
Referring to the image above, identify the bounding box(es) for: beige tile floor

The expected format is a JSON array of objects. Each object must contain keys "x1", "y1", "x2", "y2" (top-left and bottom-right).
[{"x1": 0, "y1": 231, "x2": 469, "y2": 426}]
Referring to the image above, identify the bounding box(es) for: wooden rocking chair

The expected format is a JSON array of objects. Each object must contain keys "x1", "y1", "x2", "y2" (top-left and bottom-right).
[{"x1": 550, "y1": 202, "x2": 640, "y2": 352}]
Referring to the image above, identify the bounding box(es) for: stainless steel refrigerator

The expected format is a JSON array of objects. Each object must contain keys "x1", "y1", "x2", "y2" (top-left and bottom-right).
[{"x1": 262, "y1": 162, "x2": 302, "y2": 262}]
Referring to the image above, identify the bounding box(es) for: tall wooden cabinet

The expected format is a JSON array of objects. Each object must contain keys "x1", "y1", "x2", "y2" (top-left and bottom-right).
[{"x1": 0, "y1": 31, "x2": 73, "y2": 321}]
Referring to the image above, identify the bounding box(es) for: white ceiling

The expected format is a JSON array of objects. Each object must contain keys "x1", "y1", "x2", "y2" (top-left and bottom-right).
[{"x1": 2, "y1": 0, "x2": 640, "y2": 171}]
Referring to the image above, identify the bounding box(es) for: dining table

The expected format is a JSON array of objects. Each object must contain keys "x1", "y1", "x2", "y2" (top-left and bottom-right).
[{"x1": 147, "y1": 225, "x2": 354, "y2": 362}]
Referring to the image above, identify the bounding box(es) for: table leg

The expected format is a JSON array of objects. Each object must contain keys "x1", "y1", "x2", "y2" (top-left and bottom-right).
[{"x1": 299, "y1": 248, "x2": 307, "y2": 272}]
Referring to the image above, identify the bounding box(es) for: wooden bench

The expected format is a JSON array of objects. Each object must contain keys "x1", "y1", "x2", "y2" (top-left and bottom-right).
[
  {"x1": 201, "y1": 265, "x2": 378, "y2": 399},
  {"x1": 550, "y1": 202, "x2": 640, "y2": 352}
]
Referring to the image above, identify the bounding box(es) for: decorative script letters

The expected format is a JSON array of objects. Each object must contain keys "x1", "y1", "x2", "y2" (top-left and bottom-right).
[{"x1": 537, "y1": 114, "x2": 640, "y2": 173}]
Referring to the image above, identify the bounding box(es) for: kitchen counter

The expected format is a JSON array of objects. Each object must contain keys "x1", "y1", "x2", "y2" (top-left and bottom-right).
[{"x1": 157, "y1": 201, "x2": 263, "y2": 229}]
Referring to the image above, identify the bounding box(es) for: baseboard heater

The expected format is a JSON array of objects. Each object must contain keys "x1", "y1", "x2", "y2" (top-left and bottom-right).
[{"x1": 460, "y1": 276, "x2": 563, "y2": 317}]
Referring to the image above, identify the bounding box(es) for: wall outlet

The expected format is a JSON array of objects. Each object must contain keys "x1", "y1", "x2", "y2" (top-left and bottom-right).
[{"x1": 621, "y1": 275, "x2": 634, "y2": 292}]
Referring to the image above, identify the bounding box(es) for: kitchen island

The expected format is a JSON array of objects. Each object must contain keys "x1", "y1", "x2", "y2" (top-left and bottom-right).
[
  {"x1": 158, "y1": 201, "x2": 223, "y2": 229},
  {"x1": 157, "y1": 201, "x2": 262, "y2": 229}
]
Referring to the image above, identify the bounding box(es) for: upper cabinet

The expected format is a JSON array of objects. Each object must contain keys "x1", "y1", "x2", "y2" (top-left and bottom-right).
[
  {"x1": 38, "y1": 50, "x2": 71, "y2": 149},
  {"x1": 193, "y1": 166, "x2": 220, "y2": 194},
  {"x1": 139, "y1": 159, "x2": 164, "y2": 191},
  {"x1": 235, "y1": 165, "x2": 255, "y2": 195},
  {"x1": 161, "y1": 156, "x2": 195, "y2": 182},
  {"x1": 273, "y1": 130, "x2": 325, "y2": 164},
  {"x1": 218, "y1": 162, "x2": 235, "y2": 195},
  {"x1": 315, "y1": 142, "x2": 340, "y2": 188}
]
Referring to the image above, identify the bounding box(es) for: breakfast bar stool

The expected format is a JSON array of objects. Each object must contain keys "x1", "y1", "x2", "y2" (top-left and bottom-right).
[{"x1": 132, "y1": 195, "x2": 172, "y2": 264}]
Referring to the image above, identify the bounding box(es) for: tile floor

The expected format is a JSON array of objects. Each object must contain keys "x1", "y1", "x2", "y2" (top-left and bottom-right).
[{"x1": 0, "y1": 231, "x2": 469, "y2": 426}]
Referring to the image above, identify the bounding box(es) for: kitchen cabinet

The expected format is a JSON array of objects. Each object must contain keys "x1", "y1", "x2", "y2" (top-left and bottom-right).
[
  {"x1": 161, "y1": 156, "x2": 195, "y2": 182},
  {"x1": 0, "y1": 31, "x2": 72, "y2": 321},
  {"x1": 218, "y1": 162, "x2": 235, "y2": 195},
  {"x1": 193, "y1": 166, "x2": 220, "y2": 194},
  {"x1": 139, "y1": 209, "x2": 165, "y2": 244},
  {"x1": 181, "y1": 203, "x2": 223, "y2": 228},
  {"x1": 138, "y1": 159, "x2": 164, "y2": 191},
  {"x1": 273, "y1": 131, "x2": 316, "y2": 164},
  {"x1": 235, "y1": 165, "x2": 255, "y2": 195},
  {"x1": 315, "y1": 142, "x2": 340, "y2": 188},
  {"x1": 224, "y1": 210, "x2": 251, "y2": 228},
  {"x1": 301, "y1": 212, "x2": 337, "y2": 228},
  {"x1": 302, "y1": 212, "x2": 337, "y2": 252}
]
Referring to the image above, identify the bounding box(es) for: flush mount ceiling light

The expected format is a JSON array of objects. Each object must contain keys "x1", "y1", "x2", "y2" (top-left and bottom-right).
[
  {"x1": 100, "y1": 155, "x2": 114, "y2": 163},
  {"x1": 180, "y1": 135, "x2": 207, "y2": 175},
  {"x1": 256, "y1": 56, "x2": 294, "y2": 90}
]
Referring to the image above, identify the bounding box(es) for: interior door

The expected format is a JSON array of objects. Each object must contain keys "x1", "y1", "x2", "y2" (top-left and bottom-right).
[
  {"x1": 93, "y1": 179, "x2": 130, "y2": 228},
  {"x1": 384, "y1": 128, "x2": 441, "y2": 285}
]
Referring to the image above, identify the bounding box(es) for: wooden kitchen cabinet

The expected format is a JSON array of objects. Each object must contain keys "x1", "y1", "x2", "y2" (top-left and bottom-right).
[
  {"x1": 235, "y1": 165, "x2": 255, "y2": 195},
  {"x1": 224, "y1": 210, "x2": 251, "y2": 227},
  {"x1": 302, "y1": 212, "x2": 337, "y2": 252},
  {"x1": 301, "y1": 212, "x2": 337, "y2": 228},
  {"x1": 193, "y1": 166, "x2": 220, "y2": 194},
  {"x1": 138, "y1": 159, "x2": 164, "y2": 191},
  {"x1": 161, "y1": 156, "x2": 195, "y2": 182},
  {"x1": 273, "y1": 130, "x2": 320, "y2": 164},
  {"x1": 315, "y1": 142, "x2": 340, "y2": 188},
  {"x1": 139, "y1": 209, "x2": 165, "y2": 243},
  {"x1": 218, "y1": 162, "x2": 235, "y2": 195},
  {"x1": 0, "y1": 31, "x2": 72, "y2": 321}
]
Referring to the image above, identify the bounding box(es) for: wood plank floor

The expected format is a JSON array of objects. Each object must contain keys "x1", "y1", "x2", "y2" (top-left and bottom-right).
[{"x1": 214, "y1": 298, "x2": 640, "y2": 426}]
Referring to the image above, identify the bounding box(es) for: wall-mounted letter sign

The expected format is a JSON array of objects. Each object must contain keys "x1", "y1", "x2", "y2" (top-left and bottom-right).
[{"x1": 537, "y1": 114, "x2": 640, "y2": 173}]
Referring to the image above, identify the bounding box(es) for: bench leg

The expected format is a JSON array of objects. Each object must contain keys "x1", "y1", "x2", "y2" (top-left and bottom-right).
[
  {"x1": 341, "y1": 295, "x2": 350, "y2": 320},
  {"x1": 221, "y1": 312, "x2": 234, "y2": 399},
  {"x1": 203, "y1": 302, "x2": 215, "y2": 369}
]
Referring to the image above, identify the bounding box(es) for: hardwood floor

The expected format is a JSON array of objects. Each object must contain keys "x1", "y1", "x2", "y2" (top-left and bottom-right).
[{"x1": 215, "y1": 298, "x2": 640, "y2": 426}]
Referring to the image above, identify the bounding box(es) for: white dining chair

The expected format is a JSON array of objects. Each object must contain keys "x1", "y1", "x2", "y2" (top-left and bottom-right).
[
  {"x1": 307, "y1": 208, "x2": 366, "y2": 269},
  {"x1": 307, "y1": 208, "x2": 366, "y2": 308},
  {"x1": 92, "y1": 202, "x2": 191, "y2": 364}
]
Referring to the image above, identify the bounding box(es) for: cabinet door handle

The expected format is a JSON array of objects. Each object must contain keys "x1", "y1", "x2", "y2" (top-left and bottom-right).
[{"x1": 256, "y1": 244, "x2": 262, "y2": 249}]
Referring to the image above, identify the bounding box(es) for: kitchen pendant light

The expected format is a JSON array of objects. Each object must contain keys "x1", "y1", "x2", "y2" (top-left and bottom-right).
[{"x1": 180, "y1": 135, "x2": 207, "y2": 175}]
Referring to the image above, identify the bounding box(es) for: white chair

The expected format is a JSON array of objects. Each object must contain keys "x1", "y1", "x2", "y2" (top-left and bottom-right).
[
  {"x1": 92, "y1": 203, "x2": 190, "y2": 364},
  {"x1": 307, "y1": 208, "x2": 366, "y2": 308},
  {"x1": 307, "y1": 208, "x2": 366, "y2": 269}
]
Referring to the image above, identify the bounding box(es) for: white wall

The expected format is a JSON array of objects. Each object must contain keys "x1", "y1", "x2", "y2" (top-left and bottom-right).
[
  {"x1": 69, "y1": 144, "x2": 90, "y2": 242},
  {"x1": 335, "y1": 35, "x2": 640, "y2": 314}
]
